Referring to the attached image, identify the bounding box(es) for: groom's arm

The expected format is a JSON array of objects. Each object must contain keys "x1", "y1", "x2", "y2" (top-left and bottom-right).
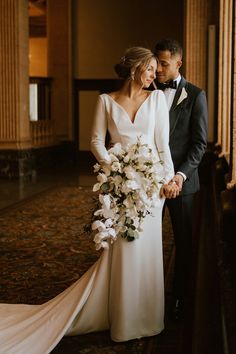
[{"x1": 177, "y1": 90, "x2": 208, "y2": 179}]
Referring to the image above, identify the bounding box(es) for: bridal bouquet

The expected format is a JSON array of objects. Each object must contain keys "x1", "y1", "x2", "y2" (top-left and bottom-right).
[{"x1": 91, "y1": 137, "x2": 165, "y2": 250}]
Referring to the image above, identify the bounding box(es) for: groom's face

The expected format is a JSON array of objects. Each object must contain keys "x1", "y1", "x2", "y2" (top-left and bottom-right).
[{"x1": 156, "y1": 50, "x2": 182, "y2": 83}]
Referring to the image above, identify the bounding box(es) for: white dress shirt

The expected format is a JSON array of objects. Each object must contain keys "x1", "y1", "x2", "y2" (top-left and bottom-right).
[
  {"x1": 163, "y1": 74, "x2": 181, "y2": 110},
  {"x1": 162, "y1": 75, "x2": 187, "y2": 182}
]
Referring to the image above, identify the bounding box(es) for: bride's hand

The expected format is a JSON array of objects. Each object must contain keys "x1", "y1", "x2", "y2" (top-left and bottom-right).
[{"x1": 160, "y1": 182, "x2": 180, "y2": 199}]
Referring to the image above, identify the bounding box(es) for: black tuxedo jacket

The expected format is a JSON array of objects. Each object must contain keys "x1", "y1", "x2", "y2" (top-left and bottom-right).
[{"x1": 154, "y1": 76, "x2": 208, "y2": 195}]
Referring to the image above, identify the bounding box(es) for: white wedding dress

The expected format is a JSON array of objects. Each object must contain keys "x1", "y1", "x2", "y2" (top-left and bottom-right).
[{"x1": 0, "y1": 90, "x2": 174, "y2": 354}]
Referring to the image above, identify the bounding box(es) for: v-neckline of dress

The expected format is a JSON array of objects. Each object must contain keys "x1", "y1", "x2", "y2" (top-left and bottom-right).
[{"x1": 105, "y1": 91, "x2": 154, "y2": 125}]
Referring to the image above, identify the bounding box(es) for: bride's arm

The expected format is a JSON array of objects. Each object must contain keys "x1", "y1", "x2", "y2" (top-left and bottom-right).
[
  {"x1": 154, "y1": 91, "x2": 175, "y2": 184},
  {"x1": 90, "y1": 96, "x2": 111, "y2": 165},
  {"x1": 154, "y1": 91, "x2": 180, "y2": 198}
]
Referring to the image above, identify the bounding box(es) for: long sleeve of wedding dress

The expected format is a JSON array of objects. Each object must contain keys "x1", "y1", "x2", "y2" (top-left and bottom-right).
[
  {"x1": 91, "y1": 89, "x2": 174, "y2": 182},
  {"x1": 0, "y1": 90, "x2": 174, "y2": 354},
  {"x1": 153, "y1": 90, "x2": 175, "y2": 183}
]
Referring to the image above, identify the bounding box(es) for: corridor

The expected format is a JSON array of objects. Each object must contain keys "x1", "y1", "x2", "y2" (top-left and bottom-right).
[{"x1": 0, "y1": 162, "x2": 223, "y2": 354}]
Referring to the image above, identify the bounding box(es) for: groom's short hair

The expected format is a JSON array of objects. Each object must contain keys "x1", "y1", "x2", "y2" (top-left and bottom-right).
[{"x1": 154, "y1": 39, "x2": 183, "y2": 58}]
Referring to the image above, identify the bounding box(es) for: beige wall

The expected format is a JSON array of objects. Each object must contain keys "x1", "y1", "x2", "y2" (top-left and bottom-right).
[
  {"x1": 73, "y1": 0, "x2": 184, "y2": 149},
  {"x1": 73, "y1": 0, "x2": 183, "y2": 79},
  {"x1": 29, "y1": 38, "x2": 48, "y2": 77}
]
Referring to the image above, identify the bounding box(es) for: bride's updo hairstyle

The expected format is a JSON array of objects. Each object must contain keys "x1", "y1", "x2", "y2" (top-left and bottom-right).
[{"x1": 114, "y1": 46, "x2": 156, "y2": 82}]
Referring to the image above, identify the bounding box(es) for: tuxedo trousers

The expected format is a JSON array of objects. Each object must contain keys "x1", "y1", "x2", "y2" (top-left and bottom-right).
[{"x1": 164, "y1": 193, "x2": 195, "y2": 299}]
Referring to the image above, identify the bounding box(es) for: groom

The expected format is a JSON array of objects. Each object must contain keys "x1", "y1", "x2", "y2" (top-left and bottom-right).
[{"x1": 154, "y1": 38, "x2": 208, "y2": 320}]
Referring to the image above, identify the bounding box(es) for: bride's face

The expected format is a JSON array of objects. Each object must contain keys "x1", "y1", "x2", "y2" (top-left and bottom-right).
[{"x1": 140, "y1": 58, "x2": 157, "y2": 88}]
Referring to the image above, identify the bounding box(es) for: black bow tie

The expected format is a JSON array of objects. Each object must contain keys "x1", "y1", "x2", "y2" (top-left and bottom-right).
[{"x1": 156, "y1": 80, "x2": 177, "y2": 90}]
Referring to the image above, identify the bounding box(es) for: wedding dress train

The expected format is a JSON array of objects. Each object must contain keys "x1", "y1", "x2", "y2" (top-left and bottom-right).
[{"x1": 0, "y1": 90, "x2": 174, "y2": 354}]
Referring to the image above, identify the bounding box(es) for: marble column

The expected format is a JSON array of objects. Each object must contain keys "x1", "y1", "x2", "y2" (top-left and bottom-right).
[
  {"x1": 228, "y1": 0, "x2": 236, "y2": 188},
  {"x1": 0, "y1": 0, "x2": 33, "y2": 178},
  {"x1": 183, "y1": 0, "x2": 218, "y2": 145},
  {"x1": 184, "y1": 0, "x2": 208, "y2": 90},
  {"x1": 217, "y1": 0, "x2": 233, "y2": 160}
]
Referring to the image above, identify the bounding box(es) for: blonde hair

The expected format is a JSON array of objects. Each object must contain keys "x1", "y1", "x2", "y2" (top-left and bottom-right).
[{"x1": 114, "y1": 46, "x2": 156, "y2": 81}]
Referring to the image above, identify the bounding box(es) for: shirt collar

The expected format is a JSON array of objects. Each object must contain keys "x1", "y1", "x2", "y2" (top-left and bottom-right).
[{"x1": 175, "y1": 74, "x2": 181, "y2": 88}]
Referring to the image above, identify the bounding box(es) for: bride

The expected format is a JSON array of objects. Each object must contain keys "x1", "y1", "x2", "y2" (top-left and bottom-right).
[{"x1": 0, "y1": 46, "x2": 178, "y2": 354}]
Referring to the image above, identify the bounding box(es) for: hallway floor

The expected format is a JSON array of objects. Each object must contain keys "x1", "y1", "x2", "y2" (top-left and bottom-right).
[
  {"x1": 0, "y1": 169, "x2": 96, "y2": 210},
  {"x1": 0, "y1": 166, "x2": 223, "y2": 354}
]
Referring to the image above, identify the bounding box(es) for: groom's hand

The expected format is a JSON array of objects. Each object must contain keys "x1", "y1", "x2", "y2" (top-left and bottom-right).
[
  {"x1": 160, "y1": 182, "x2": 180, "y2": 199},
  {"x1": 171, "y1": 174, "x2": 184, "y2": 192}
]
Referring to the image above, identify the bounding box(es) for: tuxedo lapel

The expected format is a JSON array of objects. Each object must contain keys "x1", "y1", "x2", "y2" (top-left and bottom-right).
[
  {"x1": 170, "y1": 77, "x2": 186, "y2": 110},
  {"x1": 169, "y1": 77, "x2": 187, "y2": 136}
]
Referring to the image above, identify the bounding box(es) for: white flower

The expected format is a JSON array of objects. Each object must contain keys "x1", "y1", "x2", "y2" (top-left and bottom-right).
[
  {"x1": 123, "y1": 195, "x2": 134, "y2": 208},
  {"x1": 92, "y1": 218, "x2": 114, "y2": 232},
  {"x1": 111, "y1": 161, "x2": 122, "y2": 172},
  {"x1": 93, "y1": 183, "x2": 101, "y2": 192},
  {"x1": 138, "y1": 145, "x2": 150, "y2": 158},
  {"x1": 133, "y1": 217, "x2": 140, "y2": 228},
  {"x1": 123, "y1": 154, "x2": 130, "y2": 163},
  {"x1": 141, "y1": 177, "x2": 152, "y2": 190},
  {"x1": 121, "y1": 179, "x2": 139, "y2": 194},
  {"x1": 97, "y1": 173, "x2": 107, "y2": 184},
  {"x1": 95, "y1": 241, "x2": 109, "y2": 251},
  {"x1": 139, "y1": 190, "x2": 151, "y2": 206},
  {"x1": 91, "y1": 136, "x2": 164, "y2": 250},
  {"x1": 99, "y1": 194, "x2": 111, "y2": 209},
  {"x1": 123, "y1": 166, "x2": 136, "y2": 179},
  {"x1": 126, "y1": 180, "x2": 140, "y2": 190},
  {"x1": 94, "y1": 163, "x2": 101, "y2": 173},
  {"x1": 94, "y1": 230, "x2": 109, "y2": 243},
  {"x1": 112, "y1": 175, "x2": 123, "y2": 186},
  {"x1": 92, "y1": 220, "x2": 106, "y2": 231},
  {"x1": 108, "y1": 143, "x2": 124, "y2": 156},
  {"x1": 105, "y1": 218, "x2": 113, "y2": 228},
  {"x1": 125, "y1": 206, "x2": 137, "y2": 218},
  {"x1": 102, "y1": 165, "x2": 111, "y2": 176}
]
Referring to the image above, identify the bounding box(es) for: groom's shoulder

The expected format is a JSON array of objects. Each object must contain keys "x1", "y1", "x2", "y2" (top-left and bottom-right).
[{"x1": 183, "y1": 78, "x2": 205, "y2": 97}]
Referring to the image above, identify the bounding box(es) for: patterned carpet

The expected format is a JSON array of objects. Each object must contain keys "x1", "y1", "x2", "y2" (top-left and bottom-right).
[{"x1": 0, "y1": 185, "x2": 175, "y2": 354}]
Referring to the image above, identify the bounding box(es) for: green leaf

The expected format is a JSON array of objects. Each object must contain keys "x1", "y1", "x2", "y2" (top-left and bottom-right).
[
  {"x1": 127, "y1": 236, "x2": 135, "y2": 242},
  {"x1": 101, "y1": 183, "x2": 110, "y2": 192}
]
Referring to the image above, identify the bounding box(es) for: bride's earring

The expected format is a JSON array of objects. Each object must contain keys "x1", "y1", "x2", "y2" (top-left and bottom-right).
[{"x1": 131, "y1": 72, "x2": 135, "y2": 80}]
